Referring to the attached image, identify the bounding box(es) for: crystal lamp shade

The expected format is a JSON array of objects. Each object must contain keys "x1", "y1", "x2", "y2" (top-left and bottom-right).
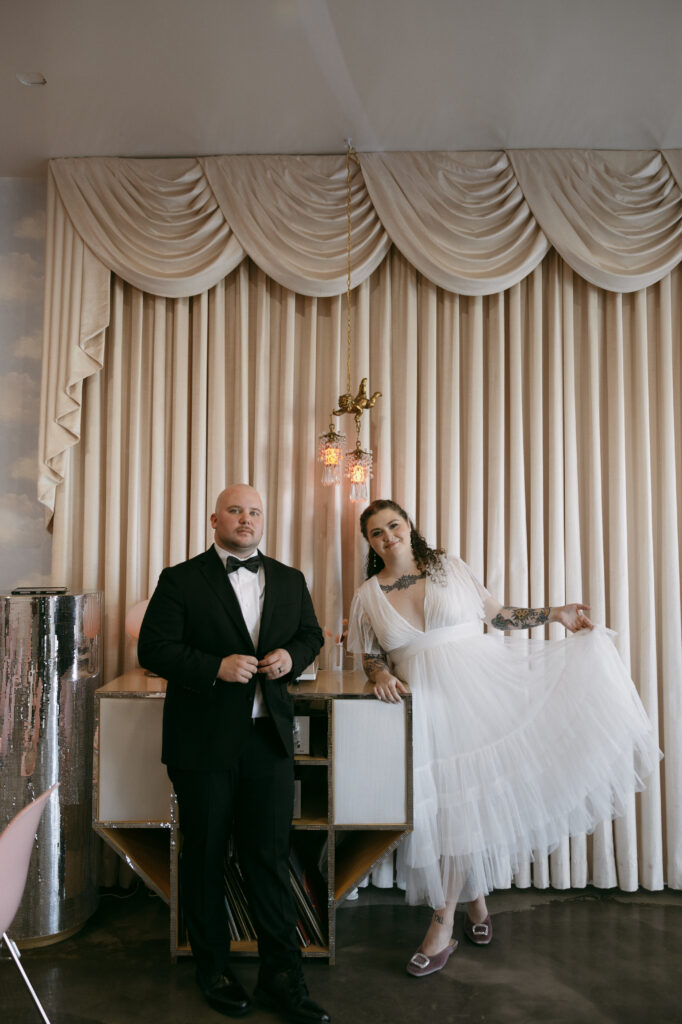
[{"x1": 319, "y1": 428, "x2": 347, "y2": 486}]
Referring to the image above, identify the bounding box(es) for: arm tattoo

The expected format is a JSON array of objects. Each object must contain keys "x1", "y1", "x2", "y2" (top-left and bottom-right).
[
  {"x1": 362, "y1": 654, "x2": 390, "y2": 681},
  {"x1": 491, "y1": 606, "x2": 551, "y2": 630}
]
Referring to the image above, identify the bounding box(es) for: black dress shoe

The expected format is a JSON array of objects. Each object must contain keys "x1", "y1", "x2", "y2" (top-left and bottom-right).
[
  {"x1": 198, "y1": 970, "x2": 253, "y2": 1017},
  {"x1": 255, "y1": 967, "x2": 330, "y2": 1024}
]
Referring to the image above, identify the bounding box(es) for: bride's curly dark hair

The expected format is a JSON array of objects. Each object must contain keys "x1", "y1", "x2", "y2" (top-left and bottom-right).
[{"x1": 359, "y1": 499, "x2": 446, "y2": 580}]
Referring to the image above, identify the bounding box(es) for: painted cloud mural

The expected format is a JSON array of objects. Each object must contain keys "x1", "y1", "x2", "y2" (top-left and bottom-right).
[{"x1": 0, "y1": 179, "x2": 52, "y2": 590}]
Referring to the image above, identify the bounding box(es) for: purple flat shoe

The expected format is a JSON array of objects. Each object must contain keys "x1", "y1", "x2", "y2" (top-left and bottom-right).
[
  {"x1": 464, "y1": 913, "x2": 493, "y2": 946},
  {"x1": 406, "y1": 939, "x2": 458, "y2": 977}
]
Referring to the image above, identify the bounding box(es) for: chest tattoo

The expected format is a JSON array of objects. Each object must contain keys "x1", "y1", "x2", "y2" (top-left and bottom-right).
[{"x1": 379, "y1": 571, "x2": 427, "y2": 593}]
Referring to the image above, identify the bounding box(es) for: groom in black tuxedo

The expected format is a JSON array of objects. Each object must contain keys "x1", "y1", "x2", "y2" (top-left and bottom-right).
[{"x1": 138, "y1": 485, "x2": 328, "y2": 1022}]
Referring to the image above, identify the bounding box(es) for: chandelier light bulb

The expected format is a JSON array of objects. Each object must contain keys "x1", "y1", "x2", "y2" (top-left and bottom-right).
[
  {"x1": 346, "y1": 445, "x2": 373, "y2": 503},
  {"x1": 319, "y1": 427, "x2": 346, "y2": 486}
]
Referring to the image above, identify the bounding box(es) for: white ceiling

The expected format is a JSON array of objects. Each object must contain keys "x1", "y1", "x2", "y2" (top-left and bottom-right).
[{"x1": 3, "y1": 0, "x2": 682, "y2": 178}]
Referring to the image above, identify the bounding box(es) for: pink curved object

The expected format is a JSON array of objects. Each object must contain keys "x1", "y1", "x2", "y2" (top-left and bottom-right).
[
  {"x1": 124, "y1": 599, "x2": 149, "y2": 640},
  {"x1": 0, "y1": 783, "x2": 58, "y2": 933},
  {"x1": 0, "y1": 783, "x2": 58, "y2": 1024}
]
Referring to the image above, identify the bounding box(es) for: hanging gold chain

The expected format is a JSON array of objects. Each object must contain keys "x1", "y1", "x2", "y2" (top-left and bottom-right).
[
  {"x1": 319, "y1": 139, "x2": 379, "y2": 499},
  {"x1": 345, "y1": 140, "x2": 359, "y2": 398}
]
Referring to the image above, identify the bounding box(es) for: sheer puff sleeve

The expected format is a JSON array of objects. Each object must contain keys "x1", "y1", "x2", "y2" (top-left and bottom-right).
[
  {"x1": 346, "y1": 587, "x2": 382, "y2": 656},
  {"x1": 450, "y1": 557, "x2": 503, "y2": 625}
]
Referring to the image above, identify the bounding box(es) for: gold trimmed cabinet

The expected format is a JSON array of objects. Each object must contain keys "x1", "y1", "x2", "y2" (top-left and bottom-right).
[{"x1": 93, "y1": 667, "x2": 412, "y2": 963}]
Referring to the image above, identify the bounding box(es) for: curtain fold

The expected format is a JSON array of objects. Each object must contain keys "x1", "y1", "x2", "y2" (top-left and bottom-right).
[
  {"x1": 38, "y1": 176, "x2": 111, "y2": 516},
  {"x1": 49, "y1": 251, "x2": 681, "y2": 892},
  {"x1": 662, "y1": 150, "x2": 682, "y2": 198},
  {"x1": 50, "y1": 158, "x2": 244, "y2": 297},
  {"x1": 202, "y1": 155, "x2": 391, "y2": 297},
  {"x1": 509, "y1": 150, "x2": 682, "y2": 292},
  {"x1": 359, "y1": 151, "x2": 549, "y2": 295}
]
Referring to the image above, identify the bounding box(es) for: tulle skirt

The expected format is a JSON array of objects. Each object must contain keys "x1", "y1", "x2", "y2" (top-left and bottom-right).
[{"x1": 390, "y1": 624, "x2": 661, "y2": 907}]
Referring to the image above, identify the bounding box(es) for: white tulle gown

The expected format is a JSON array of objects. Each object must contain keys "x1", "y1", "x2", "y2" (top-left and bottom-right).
[{"x1": 346, "y1": 557, "x2": 661, "y2": 908}]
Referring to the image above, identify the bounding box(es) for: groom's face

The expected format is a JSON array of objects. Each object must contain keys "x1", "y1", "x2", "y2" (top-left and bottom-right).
[{"x1": 211, "y1": 485, "x2": 264, "y2": 556}]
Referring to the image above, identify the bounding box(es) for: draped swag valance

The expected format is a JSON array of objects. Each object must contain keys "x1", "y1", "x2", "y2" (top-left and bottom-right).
[
  {"x1": 49, "y1": 149, "x2": 682, "y2": 299},
  {"x1": 40, "y1": 149, "x2": 682, "y2": 513}
]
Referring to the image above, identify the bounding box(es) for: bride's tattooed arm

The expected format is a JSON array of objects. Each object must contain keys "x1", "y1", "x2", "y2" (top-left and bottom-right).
[
  {"x1": 491, "y1": 607, "x2": 551, "y2": 630},
  {"x1": 362, "y1": 652, "x2": 408, "y2": 702},
  {"x1": 362, "y1": 653, "x2": 392, "y2": 681}
]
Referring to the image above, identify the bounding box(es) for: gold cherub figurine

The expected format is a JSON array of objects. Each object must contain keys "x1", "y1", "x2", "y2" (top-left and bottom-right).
[{"x1": 333, "y1": 378, "x2": 382, "y2": 425}]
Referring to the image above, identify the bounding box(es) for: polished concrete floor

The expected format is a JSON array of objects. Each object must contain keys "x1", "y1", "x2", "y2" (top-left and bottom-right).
[{"x1": 3, "y1": 884, "x2": 682, "y2": 1024}]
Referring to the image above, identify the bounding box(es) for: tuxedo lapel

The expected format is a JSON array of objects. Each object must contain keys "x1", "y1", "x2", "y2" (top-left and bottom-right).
[{"x1": 197, "y1": 547, "x2": 254, "y2": 652}]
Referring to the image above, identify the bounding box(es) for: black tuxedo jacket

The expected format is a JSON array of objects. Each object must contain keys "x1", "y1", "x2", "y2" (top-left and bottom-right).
[{"x1": 138, "y1": 547, "x2": 323, "y2": 771}]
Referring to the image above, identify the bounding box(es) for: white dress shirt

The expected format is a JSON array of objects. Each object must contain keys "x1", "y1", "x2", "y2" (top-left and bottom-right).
[{"x1": 214, "y1": 542, "x2": 268, "y2": 718}]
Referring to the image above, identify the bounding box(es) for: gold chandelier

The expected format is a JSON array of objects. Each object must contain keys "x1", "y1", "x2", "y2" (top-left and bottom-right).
[{"x1": 318, "y1": 141, "x2": 381, "y2": 503}]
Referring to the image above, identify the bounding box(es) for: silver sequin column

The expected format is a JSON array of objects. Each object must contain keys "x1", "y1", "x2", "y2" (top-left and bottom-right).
[{"x1": 0, "y1": 592, "x2": 102, "y2": 945}]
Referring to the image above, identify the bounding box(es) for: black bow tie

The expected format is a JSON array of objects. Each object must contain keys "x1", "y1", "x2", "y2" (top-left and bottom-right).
[{"x1": 226, "y1": 554, "x2": 260, "y2": 574}]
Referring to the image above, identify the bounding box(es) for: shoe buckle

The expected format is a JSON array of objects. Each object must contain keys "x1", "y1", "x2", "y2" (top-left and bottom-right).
[
  {"x1": 409, "y1": 952, "x2": 430, "y2": 969},
  {"x1": 472, "y1": 923, "x2": 489, "y2": 936}
]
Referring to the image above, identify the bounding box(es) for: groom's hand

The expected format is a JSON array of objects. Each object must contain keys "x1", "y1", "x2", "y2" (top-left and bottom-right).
[
  {"x1": 217, "y1": 654, "x2": 259, "y2": 683},
  {"x1": 258, "y1": 649, "x2": 293, "y2": 679}
]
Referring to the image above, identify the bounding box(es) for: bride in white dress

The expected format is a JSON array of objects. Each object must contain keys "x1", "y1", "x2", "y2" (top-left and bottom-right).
[{"x1": 346, "y1": 499, "x2": 661, "y2": 977}]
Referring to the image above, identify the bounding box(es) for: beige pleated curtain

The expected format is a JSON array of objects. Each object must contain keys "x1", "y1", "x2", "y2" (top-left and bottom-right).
[{"x1": 40, "y1": 151, "x2": 682, "y2": 893}]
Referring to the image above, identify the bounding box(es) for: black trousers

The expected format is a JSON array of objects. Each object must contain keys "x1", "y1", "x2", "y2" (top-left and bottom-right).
[{"x1": 168, "y1": 718, "x2": 300, "y2": 982}]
